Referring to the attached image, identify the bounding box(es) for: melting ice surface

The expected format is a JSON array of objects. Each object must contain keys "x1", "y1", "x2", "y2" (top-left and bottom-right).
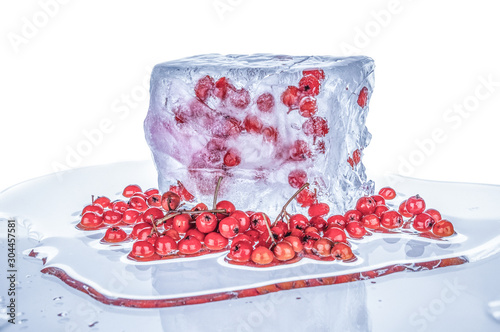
[
  {"x1": 1, "y1": 161, "x2": 500, "y2": 331},
  {"x1": 144, "y1": 54, "x2": 374, "y2": 215}
]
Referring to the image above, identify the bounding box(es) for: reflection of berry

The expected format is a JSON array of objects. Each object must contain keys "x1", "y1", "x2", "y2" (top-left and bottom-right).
[{"x1": 122, "y1": 184, "x2": 142, "y2": 198}]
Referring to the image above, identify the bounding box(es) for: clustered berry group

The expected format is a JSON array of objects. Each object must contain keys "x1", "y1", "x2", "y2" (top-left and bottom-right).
[
  {"x1": 77, "y1": 178, "x2": 455, "y2": 268},
  {"x1": 175, "y1": 68, "x2": 368, "y2": 197}
]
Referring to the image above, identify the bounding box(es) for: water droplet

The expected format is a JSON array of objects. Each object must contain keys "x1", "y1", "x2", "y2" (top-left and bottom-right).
[
  {"x1": 53, "y1": 296, "x2": 63, "y2": 301},
  {"x1": 487, "y1": 300, "x2": 500, "y2": 322},
  {"x1": 18, "y1": 319, "x2": 28, "y2": 324},
  {"x1": 57, "y1": 312, "x2": 68, "y2": 317}
]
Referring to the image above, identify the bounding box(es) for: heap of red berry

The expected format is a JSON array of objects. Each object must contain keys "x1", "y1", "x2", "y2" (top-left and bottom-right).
[{"x1": 77, "y1": 177, "x2": 455, "y2": 268}]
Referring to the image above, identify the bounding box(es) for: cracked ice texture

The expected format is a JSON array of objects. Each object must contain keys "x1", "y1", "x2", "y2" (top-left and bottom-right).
[{"x1": 144, "y1": 54, "x2": 374, "y2": 214}]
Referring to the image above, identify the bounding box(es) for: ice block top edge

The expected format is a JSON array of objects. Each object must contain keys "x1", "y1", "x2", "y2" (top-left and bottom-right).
[{"x1": 152, "y1": 53, "x2": 374, "y2": 72}]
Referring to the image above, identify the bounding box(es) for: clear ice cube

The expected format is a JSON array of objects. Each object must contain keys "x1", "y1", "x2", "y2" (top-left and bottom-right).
[{"x1": 144, "y1": 54, "x2": 374, "y2": 214}]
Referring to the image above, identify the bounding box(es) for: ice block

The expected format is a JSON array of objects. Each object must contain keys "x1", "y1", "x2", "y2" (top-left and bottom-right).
[{"x1": 144, "y1": 54, "x2": 374, "y2": 214}]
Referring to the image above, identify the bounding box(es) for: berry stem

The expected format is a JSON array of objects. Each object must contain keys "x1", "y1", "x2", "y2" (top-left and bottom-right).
[
  {"x1": 273, "y1": 182, "x2": 310, "y2": 226},
  {"x1": 213, "y1": 176, "x2": 223, "y2": 210}
]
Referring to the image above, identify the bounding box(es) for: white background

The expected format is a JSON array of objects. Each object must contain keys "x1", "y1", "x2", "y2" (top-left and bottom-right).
[{"x1": 1, "y1": 0, "x2": 500, "y2": 192}]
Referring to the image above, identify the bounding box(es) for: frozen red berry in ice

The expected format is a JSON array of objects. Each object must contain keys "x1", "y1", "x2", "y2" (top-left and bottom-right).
[
  {"x1": 178, "y1": 235, "x2": 202, "y2": 255},
  {"x1": 413, "y1": 213, "x2": 435, "y2": 232},
  {"x1": 195, "y1": 212, "x2": 218, "y2": 233},
  {"x1": 302, "y1": 116, "x2": 329, "y2": 137},
  {"x1": 357, "y1": 87, "x2": 368, "y2": 108},
  {"x1": 308, "y1": 203, "x2": 330, "y2": 217},
  {"x1": 214, "y1": 77, "x2": 230, "y2": 99},
  {"x1": 155, "y1": 235, "x2": 177, "y2": 256},
  {"x1": 299, "y1": 96, "x2": 318, "y2": 118},
  {"x1": 290, "y1": 140, "x2": 312, "y2": 161},
  {"x1": 288, "y1": 169, "x2": 307, "y2": 189},
  {"x1": 262, "y1": 126, "x2": 278, "y2": 143},
  {"x1": 169, "y1": 181, "x2": 195, "y2": 202},
  {"x1": 195, "y1": 75, "x2": 215, "y2": 101},
  {"x1": 229, "y1": 88, "x2": 250, "y2": 109},
  {"x1": 256, "y1": 92, "x2": 275, "y2": 112},
  {"x1": 296, "y1": 188, "x2": 317, "y2": 207},
  {"x1": 223, "y1": 148, "x2": 241, "y2": 167},
  {"x1": 406, "y1": 195, "x2": 426, "y2": 215},
  {"x1": 302, "y1": 69, "x2": 325, "y2": 81},
  {"x1": 432, "y1": 220, "x2": 454, "y2": 237},
  {"x1": 281, "y1": 86, "x2": 301, "y2": 109},
  {"x1": 380, "y1": 211, "x2": 404, "y2": 229},
  {"x1": 379, "y1": 187, "x2": 396, "y2": 200},
  {"x1": 243, "y1": 115, "x2": 263, "y2": 134},
  {"x1": 299, "y1": 75, "x2": 321, "y2": 96},
  {"x1": 122, "y1": 184, "x2": 142, "y2": 198},
  {"x1": 204, "y1": 232, "x2": 229, "y2": 251}
]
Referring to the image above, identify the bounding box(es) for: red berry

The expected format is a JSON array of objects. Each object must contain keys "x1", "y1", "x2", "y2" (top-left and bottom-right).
[
  {"x1": 425, "y1": 209, "x2": 442, "y2": 223},
  {"x1": 371, "y1": 195, "x2": 386, "y2": 207},
  {"x1": 142, "y1": 207, "x2": 164, "y2": 225},
  {"x1": 214, "y1": 77, "x2": 230, "y2": 99},
  {"x1": 302, "y1": 69, "x2": 325, "y2": 81},
  {"x1": 296, "y1": 188, "x2": 317, "y2": 207},
  {"x1": 310, "y1": 216, "x2": 327, "y2": 231},
  {"x1": 218, "y1": 217, "x2": 240, "y2": 238},
  {"x1": 144, "y1": 188, "x2": 159, "y2": 197},
  {"x1": 161, "y1": 191, "x2": 181, "y2": 211},
  {"x1": 111, "y1": 200, "x2": 128, "y2": 213},
  {"x1": 432, "y1": 220, "x2": 454, "y2": 237},
  {"x1": 155, "y1": 235, "x2": 177, "y2": 256},
  {"x1": 229, "y1": 88, "x2": 250, "y2": 109},
  {"x1": 374, "y1": 205, "x2": 389, "y2": 218},
  {"x1": 103, "y1": 210, "x2": 122, "y2": 225},
  {"x1": 122, "y1": 209, "x2": 140, "y2": 224},
  {"x1": 345, "y1": 209, "x2": 362, "y2": 223},
  {"x1": 273, "y1": 242, "x2": 295, "y2": 261},
  {"x1": 378, "y1": 187, "x2": 396, "y2": 200},
  {"x1": 289, "y1": 214, "x2": 309, "y2": 231},
  {"x1": 244, "y1": 229, "x2": 261, "y2": 242},
  {"x1": 191, "y1": 202, "x2": 208, "y2": 212},
  {"x1": 406, "y1": 195, "x2": 426, "y2": 215},
  {"x1": 93, "y1": 196, "x2": 111, "y2": 208},
  {"x1": 195, "y1": 212, "x2": 217, "y2": 233},
  {"x1": 147, "y1": 194, "x2": 162, "y2": 207},
  {"x1": 164, "y1": 228, "x2": 180, "y2": 241},
  {"x1": 204, "y1": 232, "x2": 229, "y2": 250},
  {"x1": 136, "y1": 228, "x2": 153, "y2": 241},
  {"x1": 232, "y1": 234, "x2": 254, "y2": 247},
  {"x1": 249, "y1": 212, "x2": 271, "y2": 234},
  {"x1": 398, "y1": 200, "x2": 413, "y2": 218},
  {"x1": 346, "y1": 221, "x2": 367, "y2": 238},
  {"x1": 80, "y1": 212, "x2": 103, "y2": 229},
  {"x1": 288, "y1": 169, "x2": 307, "y2": 189},
  {"x1": 413, "y1": 213, "x2": 435, "y2": 232},
  {"x1": 185, "y1": 228, "x2": 205, "y2": 242},
  {"x1": 228, "y1": 241, "x2": 253, "y2": 262},
  {"x1": 271, "y1": 226, "x2": 285, "y2": 241},
  {"x1": 251, "y1": 247, "x2": 274, "y2": 265},
  {"x1": 326, "y1": 215, "x2": 347, "y2": 229},
  {"x1": 256, "y1": 92, "x2": 275, "y2": 112},
  {"x1": 290, "y1": 140, "x2": 312, "y2": 161},
  {"x1": 380, "y1": 211, "x2": 404, "y2": 229},
  {"x1": 299, "y1": 75, "x2": 320, "y2": 96},
  {"x1": 356, "y1": 196, "x2": 377, "y2": 215},
  {"x1": 131, "y1": 241, "x2": 155, "y2": 258},
  {"x1": 103, "y1": 226, "x2": 127, "y2": 243},
  {"x1": 361, "y1": 214, "x2": 381, "y2": 229},
  {"x1": 283, "y1": 236, "x2": 304, "y2": 252},
  {"x1": 230, "y1": 210, "x2": 251, "y2": 232},
  {"x1": 131, "y1": 192, "x2": 148, "y2": 200},
  {"x1": 216, "y1": 200, "x2": 236, "y2": 219},
  {"x1": 129, "y1": 196, "x2": 148, "y2": 212},
  {"x1": 304, "y1": 227, "x2": 320, "y2": 237},
  {"x1": 262, "y1": 126, "x2": 278, "y2": 143},
  {"x1": 195, "y1": 75, "x2": 214, "y2": 101},
  {"x1": 82, "y1": 204, "x2": 103, "y2": 216},
  {"x1": 131, "y1": 222, "x2": 152, "y2": 239},
  {"x1": 223, "y1": 148, "x2": 241, "y2": 167},
  {"x1": 331, "y1": 243, "x2": 354, "y2": 261},
  {"x1": 357, "y1": 87, "x2": 368, "y2": 108},
  {"x1": 302, "y1": 116, "x2": 329, "y2": 137},
  {"x1": 281, "y1": 86, "x2": 300, "y2": 109},
  {"x1": 353, "y1": 149, "x2": 361, "y2": 165},
  {"x1": 172, "y1": 214, "x2": 192, "y2": 234},
  {"x1": 178, "y1": 235, "x2": 202, "y2": 255},
  {"x1": 312, "y1": 238, "x2": 333, "y2": 257},
  {"x1": 298, "y1": 96, "x2": 317, "y2": 117},
  {"x1": 169, "y1": 182, "x2": 195, "y2": 202},
  {"x1": 324, "y1": 227, "x2": 347, "y2": 243},
  {"x1": 122, "y1": 184, "x2": 142, "y2": 198},
  {"x1": 256, "y1": 233, "x2": 274, "y2": 249},
  {"x1": 243, "y1": 115, "x2": 263, "y2": 134},
  {"x1": 308, "y1": 203, "x2": 330, "y2": 217}
]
